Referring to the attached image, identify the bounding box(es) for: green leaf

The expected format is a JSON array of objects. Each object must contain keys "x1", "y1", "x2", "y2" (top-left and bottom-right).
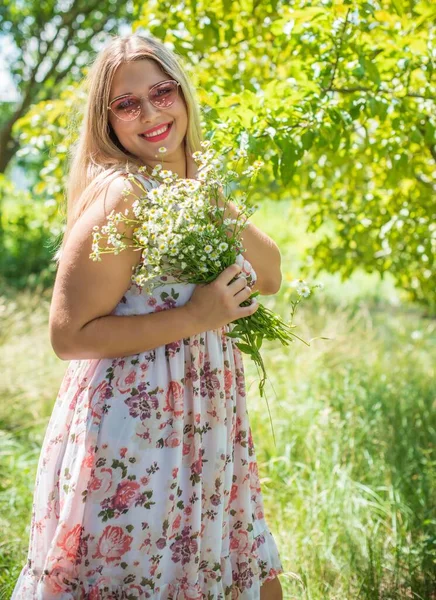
[
  {"x1": 301, "y1": 129, "x2": 315, "y2": 150},
  {"x1": 235, "y1": 342, "x2": 254, "y2": 354}
]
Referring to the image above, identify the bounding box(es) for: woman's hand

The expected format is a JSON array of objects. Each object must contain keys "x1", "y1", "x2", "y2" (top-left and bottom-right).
[{"x1": 184, "y1": 262, "x2": 259, "y2": 331}]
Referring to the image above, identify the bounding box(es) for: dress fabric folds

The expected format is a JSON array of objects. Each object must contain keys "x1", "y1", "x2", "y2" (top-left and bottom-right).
[{"x1": 11, "y1": 177, "x2": 284, "y2": 599}]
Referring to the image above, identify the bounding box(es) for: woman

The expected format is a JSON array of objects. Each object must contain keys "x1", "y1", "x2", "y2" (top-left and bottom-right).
[{"x1": 12, "y1": 33, "x2": 284, "y2": 599}]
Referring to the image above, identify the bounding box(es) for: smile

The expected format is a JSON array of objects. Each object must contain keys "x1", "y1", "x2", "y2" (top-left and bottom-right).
[{"x1": 139, "y1": 122, "x2": 173, "y2": 142}]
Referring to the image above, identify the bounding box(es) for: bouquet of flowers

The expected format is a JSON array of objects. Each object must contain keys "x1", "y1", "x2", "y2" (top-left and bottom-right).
[{"x1": 90, "y1": 140, "x2": 319, "y2": 441}]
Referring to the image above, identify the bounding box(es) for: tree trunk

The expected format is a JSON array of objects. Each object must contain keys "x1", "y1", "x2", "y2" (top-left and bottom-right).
[
  {"x1": 0, "y1": 80, "x2": 37, "y2": 174},
  {"x1": 0, "y1": 118, "x2": 20, "y2": 174}
]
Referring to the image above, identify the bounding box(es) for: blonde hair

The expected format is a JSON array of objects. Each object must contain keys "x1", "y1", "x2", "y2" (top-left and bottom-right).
[{"x1": 54, "y1": 33, "x2": 203, "y2": 262}]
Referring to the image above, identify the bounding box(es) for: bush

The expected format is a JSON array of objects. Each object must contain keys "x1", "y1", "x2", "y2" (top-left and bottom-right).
[{"x1": 0, "y1": 175, "x2": 61, "y2": 291}]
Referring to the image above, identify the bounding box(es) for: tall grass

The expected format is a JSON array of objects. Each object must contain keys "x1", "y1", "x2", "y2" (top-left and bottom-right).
[{"x1": 0, "y1": 200, "x2": 435, "y2": 599}]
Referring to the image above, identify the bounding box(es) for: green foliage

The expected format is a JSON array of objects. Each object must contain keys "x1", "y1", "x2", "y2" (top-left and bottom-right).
[
  {"x1": 0, "y1": 0, "x2": 131, "y2": 94},
  {"x1": 7, "y1": 0, "x2": 436, "y2": 311},
  {"x1": 132, "y1": 0, "x2": 436, "y2": 311},
  {"x1": 0, "y1": 176, "x2": 60, "y2": 290},
  {"x1": 0, "y1": 0, "x2": 133, "y2": 173},
  {"x1": 1, "y1": 282, "x2": 435, "y2": 598},
  {"x1": 14, "y1": 84, "x2": 84, "y2": 201}
]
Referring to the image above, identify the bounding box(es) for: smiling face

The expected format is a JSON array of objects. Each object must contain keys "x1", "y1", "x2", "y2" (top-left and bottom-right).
[{"x1": 108, "y1": 59, "x2": 189, "y2": 177}]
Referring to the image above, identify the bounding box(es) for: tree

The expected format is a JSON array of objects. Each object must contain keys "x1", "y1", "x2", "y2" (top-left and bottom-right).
[
  {"x1": 12, "y1": 0, "x2": 436, "y2": 311},
  {"x1": 0, "y1": 0, "x2": 134, "y2": 173},
  {"x1": 132, "y1": 0, "x2": 436, "y2": 311}
]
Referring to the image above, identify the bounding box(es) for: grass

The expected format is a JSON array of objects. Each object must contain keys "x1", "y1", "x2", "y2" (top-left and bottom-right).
[{"x1": 0, "y1": 200, "x2": 435, "y2": 599}]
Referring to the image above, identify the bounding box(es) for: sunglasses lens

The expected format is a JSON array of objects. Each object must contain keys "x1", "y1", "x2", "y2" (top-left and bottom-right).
[
  {"x1": 149, "y1": 81, "x2": 178, "y2": 108},
  {"x1": 111, "y1": 96, "x2": 141, "y2": 121}
]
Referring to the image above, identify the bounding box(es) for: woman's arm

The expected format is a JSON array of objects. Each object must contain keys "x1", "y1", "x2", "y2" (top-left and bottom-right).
[
  {"x1": 55, "y1": 306, "x2": 207, "y2": 361},
  {"x1": 216, "y1": 197, "x2": 282, "y2": 295},
  {"x1": 50, "y1": 176, "x2": 206, "y2": 360}
]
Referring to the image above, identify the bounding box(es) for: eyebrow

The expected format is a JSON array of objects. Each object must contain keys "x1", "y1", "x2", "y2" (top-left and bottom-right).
[{"x1": 109, "y1": 79, "x2": 171, "y2": 103}]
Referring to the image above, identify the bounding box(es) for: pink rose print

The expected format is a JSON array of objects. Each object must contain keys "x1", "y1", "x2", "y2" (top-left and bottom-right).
[
  {"x1": 43, "y1": 566, "x2": 77, "y2": 595},
  {"x1": 172, "y1": 513, "x2": 182, "y2": 532},
  {"x1": 163, "y1": 380, "x2": 184, "y2": 417},
  {"x1": 88, "y1": 585, "x2": 101, "y2": 600},
  {"x1": 58, "y1": 371, "x2": 73, "y2": 398},
  {"x1": 230, "y1": 483, "x2": 238, "y2": 503},
  {"x1": 88, "y1": 476, "x2": 102, "y2": 492},
  {"x1": 249, "y1": 461, "x2": 261, "y2": 494},
  {"x1": 81, "y1": 446, "x2": 96, "y2": 469},
  {"x1": 165, "y1": 430, "x2": 181, "y2": 447},
  {"x1": 56, "y1": 523, "x2": 82, "y2": 560},
  {"x1": 111, "y1": 480, "x2": 141, "y2": 511},
  {"x1": 115, "y1": 368, "x2": 136, "y2": 393},
  {"x1": 68, "y1": 384, "x2": 86, "y2": 411},
  {"x1": 179, "y1": 580, "x2": 203, "y2": 600},
  {"x1": 165, "y1": 341, "x2": 181, "y2": 358},
  {"x1": 97, "y1": 467, "x2": 113, "y2": 494},
  {"x1": 230, "y1": 529, "x2": 251, "y2": 556},
  {"x1": 224, "y1": 368, "x2": 233, "y2": 396},
  {"x1": 88, "y1": 380, "x2": 110, "y2": 422},
  {"x1": 255, "y1": 505, "x2": 264, "y2": 520},
  {"x1": 88, "y1": 577, "x2": 115, "y2": 600},
  {"x1": 191, "y1": 449, "x2": 203, "y2": 476},
  {"x1": 92, "y1": 525, "x2": 133, "y2": 564}
]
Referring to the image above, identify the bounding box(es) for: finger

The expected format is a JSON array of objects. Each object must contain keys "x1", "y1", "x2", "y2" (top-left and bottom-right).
[
  {"x1": 239, "y1": 297, "x2": 258, "y2": 317},
  {"x1": 234, "y1": 283, "x2": 252, "y2": 300},
  {"x1": 228, "y1": 275, "x2": 248, "y2": 294},
  {"x1": 216, "y1": 262, "x2": 242, "y2": 286}
]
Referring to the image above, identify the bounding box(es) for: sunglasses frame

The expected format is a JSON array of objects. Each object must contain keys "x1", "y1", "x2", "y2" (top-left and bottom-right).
[{"x1": 107, "y1": 79, "x2": 181, "y2": 121}]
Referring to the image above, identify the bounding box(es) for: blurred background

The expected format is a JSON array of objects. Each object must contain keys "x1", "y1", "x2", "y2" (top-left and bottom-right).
[{"x1": 0, "y1": 0, "x2": 435, "y2": 598}]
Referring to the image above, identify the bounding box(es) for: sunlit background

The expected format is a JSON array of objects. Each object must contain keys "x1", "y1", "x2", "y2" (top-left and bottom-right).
[{"x1": 0, "y1": 1, "x2": 435, "y2": 598}]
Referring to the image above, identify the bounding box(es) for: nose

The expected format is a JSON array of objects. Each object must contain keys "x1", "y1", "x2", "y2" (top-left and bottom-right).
[{"x1": 139, "y1": 98, "x2": 161, "y2": 123}]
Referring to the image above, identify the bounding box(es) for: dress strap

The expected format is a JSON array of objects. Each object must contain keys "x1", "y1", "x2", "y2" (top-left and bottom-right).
[{"x1": 130, "y1": 172, "x2": 159, "y2": 191}]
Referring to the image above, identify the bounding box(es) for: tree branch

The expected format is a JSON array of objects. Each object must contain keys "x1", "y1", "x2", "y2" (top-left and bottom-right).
[
  {"x1": 329, "y1": 86, "x2": 436, "y2": 101},
  {"x1": 325, "y1": 8, "x2": 352, "y2": 93}
]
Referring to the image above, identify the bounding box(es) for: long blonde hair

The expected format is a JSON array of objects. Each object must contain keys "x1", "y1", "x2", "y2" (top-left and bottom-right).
[{"x1": 54, "y1": 34, "x2": 203, "y2": 262}]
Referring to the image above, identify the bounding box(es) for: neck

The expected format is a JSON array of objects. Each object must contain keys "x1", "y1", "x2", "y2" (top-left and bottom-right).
[{"x1": 142, "y1": 144, "x2": 188, "y2": 180}]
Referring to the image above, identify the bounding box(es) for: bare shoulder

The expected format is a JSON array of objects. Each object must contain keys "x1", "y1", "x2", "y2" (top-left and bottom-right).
[
  {"x1": 49, "y1": 173, "x2": 150, "y2": 357},
  {"x1": 77, "y1": 174, "x2": 149, "y2": 238}
]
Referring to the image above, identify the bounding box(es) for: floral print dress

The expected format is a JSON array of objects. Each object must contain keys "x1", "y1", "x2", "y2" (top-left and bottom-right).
[{"x1": 11, "y1": 178, "x2": 284, "y2": 600}]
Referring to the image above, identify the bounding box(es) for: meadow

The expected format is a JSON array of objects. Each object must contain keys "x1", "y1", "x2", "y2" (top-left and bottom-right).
[{"x1": 0, "y1": 199, "x2": 435, "y2": 599}]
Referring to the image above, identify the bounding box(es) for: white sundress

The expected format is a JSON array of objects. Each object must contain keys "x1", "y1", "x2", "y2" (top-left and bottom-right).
[{"x1": 11, "y1": 176, "x2": 284, "y2": 600}]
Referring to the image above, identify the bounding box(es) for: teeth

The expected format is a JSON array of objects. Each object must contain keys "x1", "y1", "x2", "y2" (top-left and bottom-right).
[{"x1": 143, "y1": 124, "x2": 170, "y2": 138}]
